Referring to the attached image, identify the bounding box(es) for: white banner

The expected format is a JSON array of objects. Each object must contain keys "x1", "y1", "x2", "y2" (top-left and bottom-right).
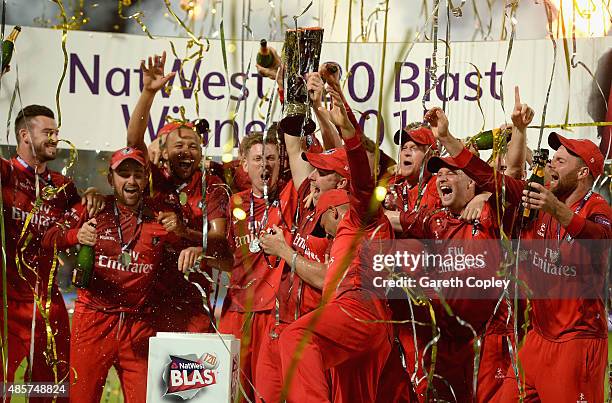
[{"x1": 0, "y1": 26, "x2": 609, "y2": 157}]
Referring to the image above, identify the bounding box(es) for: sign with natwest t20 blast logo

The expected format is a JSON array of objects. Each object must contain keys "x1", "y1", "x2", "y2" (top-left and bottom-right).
[{"x1": 147, "y1": 333, "x2": 240, "y2": 402}]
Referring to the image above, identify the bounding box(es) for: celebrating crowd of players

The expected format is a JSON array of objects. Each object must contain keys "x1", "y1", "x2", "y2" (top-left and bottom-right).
[{"x1": 1, "y1": 48, "x2": 610, "y2": 403}]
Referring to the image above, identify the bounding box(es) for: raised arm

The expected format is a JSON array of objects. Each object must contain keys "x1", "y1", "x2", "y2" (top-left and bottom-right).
[
  {"x1": 307, "y1": 72, "x2": 343, "y2": 149},
  {"x1": 506, "y1": 86, "x2": 533, "y2": 179},
  {"x1": 320, "y1": 63, "x2": 362, "y2": 140},
  {"x1": 425, "y1": 107, "x2": 525, "y2": 207},
  {"x1": 127, "y1": 52, "x2": 175, "y2": 155},
  {"x1": 318, "y1": 87, "x2": 375, "y2": 222}
]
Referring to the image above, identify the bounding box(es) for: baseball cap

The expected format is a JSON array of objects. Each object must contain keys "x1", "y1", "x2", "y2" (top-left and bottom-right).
[
  {"x1": 110, "y1": 147, "x2": 147, "y2": 170},
  {"x1": 394, "y1": 126, "x2": 437, "y2": 150},
  {"x1": 548, "y1": 132, "x2": 604, "y2": 178},
  {"x1": 314, "y1": 189, "x2": 350, "y2": 223},
  {"x1": 427, "y1": 156, "x2": 462, "y2": 173},
  {"x1": 302, "y1": 148, "x2": 351, "y2": 179}
]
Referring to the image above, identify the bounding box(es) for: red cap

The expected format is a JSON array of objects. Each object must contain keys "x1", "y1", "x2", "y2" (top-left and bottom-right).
[
  {"x1": 157, "y1": 121, "x2": 195, "y2": 137},
  {"x1": 302, "y1": 148, "x2": 350, "y2": 179},
  {"x1": 427, "y1": 156, "x2": 461, "y2": 173},
  {"x1": 110, "y1": 147, "x2": 147, "y2": 170},
  {"x1": 394, "y1": 126, "x2": 437, "y2": 150},
  {"x1": 314, "y1": 189, "x2": 350, "y2": 223},
  {"x1": 548, "y1": 132, "x2": 604, "y2": 178}
]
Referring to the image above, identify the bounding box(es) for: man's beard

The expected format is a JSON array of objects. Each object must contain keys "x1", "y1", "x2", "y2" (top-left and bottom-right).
[
  {"x1": 34, "y1": 142, "x2": 56, "y2": 163},
  {"x1": 168, "y1": 158, "x2": 196, "y2": 179},
  {"x1": 551, "y1": 175, "x2": 578, "y2": 198}
]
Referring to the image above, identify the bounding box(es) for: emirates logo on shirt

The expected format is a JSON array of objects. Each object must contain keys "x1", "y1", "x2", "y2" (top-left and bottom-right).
[{"x1": 162, "y1": 353, "x2": 219, "y2": 399}]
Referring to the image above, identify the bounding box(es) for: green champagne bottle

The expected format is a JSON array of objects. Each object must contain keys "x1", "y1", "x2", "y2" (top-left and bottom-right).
[
  {"x1": 72, "y1": 244, "x2": 94, "y2": 288},
  {"x1": 256, "y1": 39, "x2": 275, "y2": 68},
  {"x1": 521, "y1": 148, "x2": 549, "y2": 226},
  {"x1": 2, "y1": 26, "x2": 21, "y2": 72},
  {"x1": 467, "y1": 127, "x2": 511, "y2": 150}
]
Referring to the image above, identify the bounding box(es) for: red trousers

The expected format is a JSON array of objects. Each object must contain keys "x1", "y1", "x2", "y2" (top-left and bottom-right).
[
  {"x1": 254, "y1": 322, "x2": 289, "y2": 403},
  {"x1": 375, "y1": 336, "x2": 417, "y2": 403},
  {"x1": 493, "y1": 330, "x2": 606, "y2": 403},
  {"x1": 278, "y1": 291, "x2": 392, "y2": 403},
  {"x1": 69, "y1": 304, "x2": 153, "y2": 403},
  {"x1": 218, "y1": 309, "x2": 275, "y2": 402},
  {"x1": 476, "y1": 333, "x2": 512, "y2": 403},
  {"x1": 1, "y1": 292, "x2": 69, "y2": 403},
  {"x1": 151, "y1": 297, "x2": 212, "y2": 333},
  {"x1": 398, "y1": 326, "x2": 475, "y2": 403}
]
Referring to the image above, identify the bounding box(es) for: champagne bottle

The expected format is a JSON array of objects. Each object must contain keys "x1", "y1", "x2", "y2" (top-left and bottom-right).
[
  {"x1": 521, "y1": 148, "x2": 549, "y2": 225},
  {"x1": 72, "y1": 244, "x2": 94, "y2": 288},
  {"x1": 256, "y1": 39, "x2": 275, "y2": 68},
  {"x1": 1, "y1": 26, "x2": 21, "y2": 72},
  {"x1": 466, "y1": 127, "x2": 511, "y2": 150}
]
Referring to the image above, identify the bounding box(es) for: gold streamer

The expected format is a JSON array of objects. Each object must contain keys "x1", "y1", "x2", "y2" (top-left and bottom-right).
[
  {"x1": 468, "y1": 62, "x2": 486, "y2": 135},
  {"x1": 344, "y1": 0, "x2": 353, "y2": 77},
  {"x1": 373, "y1": 0, "x2": 390, "y2": 185},
  {"x1": 117, "y1": 0, "x2": 156, "y2": 40},
  {"x1": 527, "y1": 121, "x2": 612, "y2": 130},
  {"x1": 52, "y1": 0, "x2": 69, "y2": 129}
]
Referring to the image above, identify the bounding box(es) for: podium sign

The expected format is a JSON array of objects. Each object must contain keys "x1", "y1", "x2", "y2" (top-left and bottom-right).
[{"x1": 146, "y1": 332, "x2": 240, "y2": 402}]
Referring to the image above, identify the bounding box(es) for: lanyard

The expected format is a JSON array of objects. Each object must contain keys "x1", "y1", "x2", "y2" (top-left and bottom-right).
[
  {"x1": 249, "y1": 191, "x2": 270, "y2": 237},
  {"x1": 401, "y1": 181, "x2": 409, "y2": 212},
  {"x1": 16, "y1": 156, "x2": 54, "y2": 188},
  {"x1": 113, "y1": 200, "x2": 144, "y2": 254}
]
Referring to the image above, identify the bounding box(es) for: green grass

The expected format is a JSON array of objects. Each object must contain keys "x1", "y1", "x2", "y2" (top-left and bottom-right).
[
  {"x1": 10, "y1": 359, "x2": 123, "y2": 403},
  {"x1": 7, "y1": 333, "x2": 612, "y2": 402},
  {"x1": 604, "y1": 333, "x2": 612, "y2": 402}
]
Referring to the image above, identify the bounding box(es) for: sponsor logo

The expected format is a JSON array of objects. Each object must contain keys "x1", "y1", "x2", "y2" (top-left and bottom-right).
[
  {"x1": 594, "y1": 216, "x2": 611, "y2": 228},
  {"x1": 576, "y1": 392, "x2": 588, "y2": 403},
  {"x1": 292, "y1": 232, "x2": 322, "y2": 262},
  {"x1": 495, "y1": 368, "x2": 504, "y2": 379},
  {"x1": 16, "y1": 180, "x2": 36, "y2": 193},
  {"x1": 100, "y1": 228, "x2": 116, "y2": 241},
  {"x1": 162, "y1": 353, "x2": 219, "y2": 400},
  {"x1": 98, "y1": 252, "x2": 153, "y2": 274},
  {"x1": 11, "y1": 206, "x2": 53, "y2": 229},
  {"x1": 537, "y1": 223, "x2": 546, "y2": 237}
]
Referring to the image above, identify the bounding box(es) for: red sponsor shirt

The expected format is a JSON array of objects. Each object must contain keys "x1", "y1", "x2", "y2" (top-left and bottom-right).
[
  {"x1": 1, "y1": 156, "x2": 81, "y2": 301},
  {"x1": 322, "y1": 135, "x2": 394, "y2": 298},
  {"x1": 42, "y1": 195, "x2": 178, "y2": 313},
  {"x1": 226, "y1": 182, "x2": 297, "y2": 313},
  {"x1": 399, "y1": 198, "x2": 501, "y2": 338},
  {"x1": 150, "y1": 166, "x2": 228, "y2": 306},
  {"x1": 452, "y1": 147, "x2": 612, "y2": 340},
  {"x1": 385, "y1": 173, "x2": 440, "y2": 213},
  {"x1": 279, "y1": 179, "x2": 330, "y2": 321}
]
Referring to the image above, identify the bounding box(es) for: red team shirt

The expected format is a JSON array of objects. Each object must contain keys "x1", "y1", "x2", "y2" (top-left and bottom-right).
[
  {"x1": 1, "y1": 156, "x2": 81, "y2": 301},
  {"x1": 322, "y1": 135, "x2": 394, "y2": 297},
  {"x1": 226, "y1": 182, "x2": 297, "y2": 314},
  {"x1": 452, "y1": 146, "x2": 612, "y2": 341},
  {"x1": 400, "y1": 199, "x2": 501, "y2": 336},
  {"x1": 42, "y1": 195, "x2": 177, "y2": 312},
  {"x1": 282, "y1": 179, "x2": 330, "y2": 319},
  {"x1": 386, "y1": 173, "x2": 440, "y2": 213},
  {"x1": 150, "y1": 166, "x2": 228, "y2": 305}
]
